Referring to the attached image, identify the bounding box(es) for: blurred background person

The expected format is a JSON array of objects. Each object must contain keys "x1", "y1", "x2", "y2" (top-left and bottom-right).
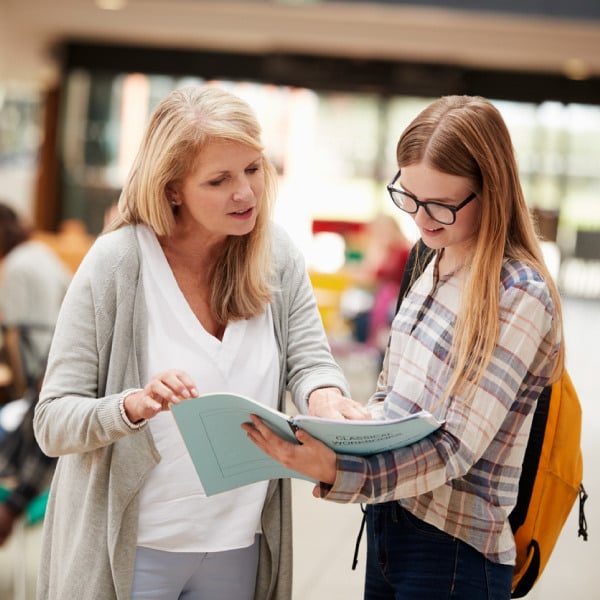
[
  {"x1": 0, "y1": 203, "x2": 71, "y2": 398},
  {"x1": 343, "y1": 214, "x2": 411, "y2": 360},
  {"x1": 0, "y1": 201, "x2": 70, "y2": 547}
]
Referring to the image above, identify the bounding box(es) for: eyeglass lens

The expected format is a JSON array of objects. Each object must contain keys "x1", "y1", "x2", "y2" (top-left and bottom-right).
[{"x1": 389, "y1": 190, "x2": 456, "y2": 224}]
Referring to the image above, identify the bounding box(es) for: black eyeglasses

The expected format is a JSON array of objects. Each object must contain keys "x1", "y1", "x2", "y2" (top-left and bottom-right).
[{"x1": 387, "y1": 169, "x2": 477, "y2": 225}]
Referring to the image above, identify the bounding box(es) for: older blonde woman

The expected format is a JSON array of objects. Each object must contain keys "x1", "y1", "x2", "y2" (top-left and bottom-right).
[{"x1": 34, "y1": 86, "x2": 366, "y2": 600}]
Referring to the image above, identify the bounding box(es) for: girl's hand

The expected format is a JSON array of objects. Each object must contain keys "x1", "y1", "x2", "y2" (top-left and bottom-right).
[
  {"x1": 242, "y1": 415, "x2": 338, "y2": 485},
  {"x1": 308, "y1": 387, "x2": 371, "y2": 420},
  {"x1": 123, "y1": 370, "x2": 198, "y2": 423}
]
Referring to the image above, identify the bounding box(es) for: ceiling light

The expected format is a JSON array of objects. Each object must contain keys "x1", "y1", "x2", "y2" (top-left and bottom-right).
[
  {"x1": 563, "y1": 58, "x2": 590, "y2": 81},
  {"x1": 95, "y1": 0, "x2": 127, "y2": 10}
]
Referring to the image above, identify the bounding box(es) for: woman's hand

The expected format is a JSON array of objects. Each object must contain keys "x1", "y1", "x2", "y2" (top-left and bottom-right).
[
  {"x1": 308, "y1": 387, "x2": 371, "y2": 420},
  {"x1": 123, "y1": 370, "x2": 198, "y2": 423},
  {"x1": 242, "y1": 415, "x2": 338, "y2": 485}
]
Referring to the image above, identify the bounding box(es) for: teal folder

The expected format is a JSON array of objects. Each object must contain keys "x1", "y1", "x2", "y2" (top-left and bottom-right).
[{"x1": 170, "y1": 392, "x2": 443, "y2": 496}]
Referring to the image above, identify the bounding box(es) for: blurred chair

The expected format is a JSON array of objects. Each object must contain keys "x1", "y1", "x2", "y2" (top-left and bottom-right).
[
  {"x1": 0, "y1": 327, "x2": 55, "y2": 600},
  {"x1": 1, "y1": 328, "x2": 27, "y2": 402}
]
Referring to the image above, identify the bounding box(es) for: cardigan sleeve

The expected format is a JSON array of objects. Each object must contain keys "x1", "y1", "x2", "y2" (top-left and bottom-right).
[
  {"x1": 270, "y1": 225, "x2": 350, "y2": 414},
  {"x1": 34, "y1": 228, "x2": 145, "y2": 457}
]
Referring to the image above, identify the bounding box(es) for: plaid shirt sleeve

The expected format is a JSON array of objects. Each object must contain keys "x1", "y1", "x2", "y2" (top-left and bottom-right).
[{"x1": 320, "y1": 261, "x2": 558, "y2": 507}]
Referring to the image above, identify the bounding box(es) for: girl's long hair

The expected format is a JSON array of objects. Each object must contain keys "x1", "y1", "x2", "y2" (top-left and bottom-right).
[
  {"x1": 110, "y1": 86, "x2": 276, "y2": 324},
  {"x1": 396, "y1": 95, "x2": 564, "y2": 403}
]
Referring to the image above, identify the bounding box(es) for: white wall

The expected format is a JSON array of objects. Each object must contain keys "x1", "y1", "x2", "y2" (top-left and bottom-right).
[{"x1": 0, "y1": 163, "x2": 37, "y2": 221}]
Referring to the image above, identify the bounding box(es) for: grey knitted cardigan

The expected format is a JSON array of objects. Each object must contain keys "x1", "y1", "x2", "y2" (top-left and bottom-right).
[{"x1": 33, "y1": 224, "x2": 350, "y2": 600}]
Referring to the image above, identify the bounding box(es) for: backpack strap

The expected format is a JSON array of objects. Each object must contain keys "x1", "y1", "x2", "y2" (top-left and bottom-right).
[
  {"x1": 351, "y1": 504, "x2": 367, "y2": 570},
  {"x1": 508, "y1": 386, "x2": 552, "y2": 532},
  {"x1": 578, "y1": 484, "x2": 589, "y2": 541},
  {"x1": 395, "y1": 239, "x2": 436, "y2": 314}
]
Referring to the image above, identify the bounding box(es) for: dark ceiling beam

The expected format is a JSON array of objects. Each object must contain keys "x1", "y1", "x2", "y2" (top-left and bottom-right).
[
  {"x1": 60, "y1": 41, "x2": 600, "y2": 105},
  {"x1": 333, "y1": 0, "x2": 600, "y2": 22}
]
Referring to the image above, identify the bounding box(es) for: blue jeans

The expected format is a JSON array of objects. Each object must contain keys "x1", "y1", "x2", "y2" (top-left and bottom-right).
[{"x1": 364, "y1": 503, "x2": 513, "y2": 600}]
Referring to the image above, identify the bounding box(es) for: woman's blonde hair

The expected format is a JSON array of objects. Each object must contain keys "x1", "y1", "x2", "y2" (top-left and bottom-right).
[
  {"x1": 111, "y1": 85, "x2": 277, "y2": 324},
  {"x1": 396, "y1": 95, "x2": 564, "y2": 403}
]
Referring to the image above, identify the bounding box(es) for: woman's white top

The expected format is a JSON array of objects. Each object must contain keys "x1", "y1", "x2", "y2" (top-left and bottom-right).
[{"x1": 135, "y1": 225, "x2": 279, "y2": 552}]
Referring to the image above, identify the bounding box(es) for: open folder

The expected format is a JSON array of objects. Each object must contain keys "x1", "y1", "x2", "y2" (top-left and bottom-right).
[{"x1": 170, "y1": 392, "x2": 443, "y2": 496}]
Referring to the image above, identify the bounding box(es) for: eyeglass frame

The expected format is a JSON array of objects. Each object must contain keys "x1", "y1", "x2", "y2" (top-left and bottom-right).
[{"x1": 386, "y1": 169, "x2": 477, "y2": 225}]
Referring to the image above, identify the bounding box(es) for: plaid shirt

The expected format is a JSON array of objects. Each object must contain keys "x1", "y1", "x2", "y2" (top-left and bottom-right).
[{"x1": 323, "y1": 257, "x2": 559, "y2": 565}]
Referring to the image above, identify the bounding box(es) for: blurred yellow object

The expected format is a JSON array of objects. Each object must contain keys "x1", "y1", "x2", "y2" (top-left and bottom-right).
[
  {"x1": 309, "y1": 270, "x2": 353, "y2": 336},
  {"x1": 32, "y1": 219, "x2": 94, "y2": 273}
]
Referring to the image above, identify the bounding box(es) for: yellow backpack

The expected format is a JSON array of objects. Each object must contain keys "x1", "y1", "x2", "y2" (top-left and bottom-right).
[{"x1": 509, "y1": 369, "x2": 587, "y2": 596}]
